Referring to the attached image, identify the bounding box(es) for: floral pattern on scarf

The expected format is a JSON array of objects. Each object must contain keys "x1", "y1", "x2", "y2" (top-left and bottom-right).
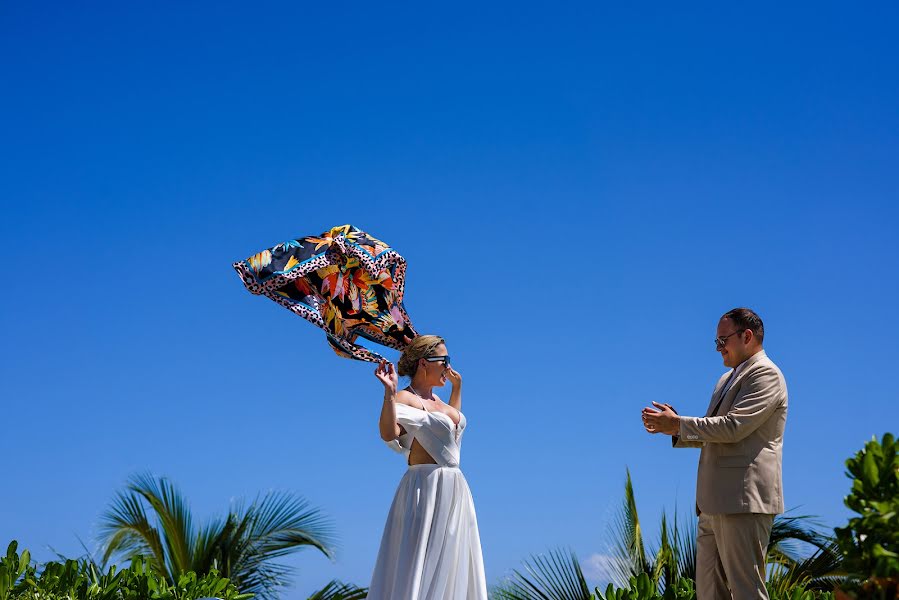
[{"x1": 233, "y1": 225, "x2": 418, "y2": 361}]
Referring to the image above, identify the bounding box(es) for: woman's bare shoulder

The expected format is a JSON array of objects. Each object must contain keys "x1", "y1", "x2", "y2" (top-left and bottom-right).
[{"x1": 394, "y1": 389, "x2": 418, "y2": 407}]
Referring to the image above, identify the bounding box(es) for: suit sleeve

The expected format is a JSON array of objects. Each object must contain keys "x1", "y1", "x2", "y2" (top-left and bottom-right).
[
  {"x1": 677, "y1": 366, "x2": 784, "y2": 444},
  {"x1": 671, "y1": 371, "x2": 729, "y2": 449},
  {"x1": 672, "y1": 434, "x2": 703, "y2": 448}
]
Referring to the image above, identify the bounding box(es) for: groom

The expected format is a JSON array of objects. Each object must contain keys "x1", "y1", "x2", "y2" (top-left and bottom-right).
[{"x1": 642, "y1": 308, "x2": 787, "y2": 600}]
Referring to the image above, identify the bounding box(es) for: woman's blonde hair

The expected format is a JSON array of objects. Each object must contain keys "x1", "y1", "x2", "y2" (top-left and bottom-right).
[{"x1": 397, "y1": 335, "x2": 445, "y2": 377}]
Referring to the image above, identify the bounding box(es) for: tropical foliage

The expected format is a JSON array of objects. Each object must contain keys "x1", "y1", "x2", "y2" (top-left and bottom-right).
[
  {"x1": 494, "y1": 559, "x2": 835, "y2": 600},
  {"x1": 97, "y1": 472, "x2": 360, "y2": 600},
  {"x1": 493, "y1": 469, "x2": 840, "y2": 600},
  {"x1": 596, "y1": 574, "x2": 834, "y2": 600},
  {"x1": 0, "y1": 540, "x2": 250, "y2": 600},
  {"x1": 596, "y1": 573, "x2": 695, "y2": 600},
  {"x1": 834, "y1": 433, "x2": 899, "y2": 599},
  {"x1": 492, "y1": 548, "x2": 592, "y2": 600},
  {"x1": 305, "y1": 580, "x2": 368, "y2": 600},
  {"x1": 604, "y1": 470, "x2": 838, "y2": 593}
]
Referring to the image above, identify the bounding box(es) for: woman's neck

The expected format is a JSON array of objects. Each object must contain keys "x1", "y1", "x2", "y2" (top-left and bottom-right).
[{"x1": 409, "y1": 378, "x2": 433, "y2": 399}]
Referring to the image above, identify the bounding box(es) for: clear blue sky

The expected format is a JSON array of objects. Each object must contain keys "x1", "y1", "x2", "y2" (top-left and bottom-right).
[{"x1": 2, "y1": 1, "x2": 898, "y2": 597}]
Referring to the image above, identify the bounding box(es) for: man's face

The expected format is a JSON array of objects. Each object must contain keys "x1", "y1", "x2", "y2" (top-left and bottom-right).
[{"x1": 716, "y1": 317, "x2": 749, "y2": 368}]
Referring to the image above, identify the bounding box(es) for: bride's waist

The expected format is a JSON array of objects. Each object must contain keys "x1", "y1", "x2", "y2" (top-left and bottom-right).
[{"x1": 406, "y1": 463, "x2": 461, "y2": 471}]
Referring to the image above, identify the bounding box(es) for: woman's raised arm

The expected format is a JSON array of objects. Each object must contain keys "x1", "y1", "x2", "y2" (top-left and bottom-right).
[{"x1": 376, "y1": 360, "x2": 403, "y2": 441}]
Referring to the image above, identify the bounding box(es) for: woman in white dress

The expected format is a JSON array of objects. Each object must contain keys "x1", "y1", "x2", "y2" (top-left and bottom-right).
[{"x1": 367, "y1": 335, "x2": 487, "y2": 600}]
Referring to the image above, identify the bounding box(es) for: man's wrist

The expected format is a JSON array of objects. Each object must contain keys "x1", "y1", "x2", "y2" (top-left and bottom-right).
[{"x1": 669, "y1": 415, "x2": 681, "y2": 435}]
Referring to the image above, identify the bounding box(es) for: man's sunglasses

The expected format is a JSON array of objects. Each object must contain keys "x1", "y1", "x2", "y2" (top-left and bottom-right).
[
  {"x1": 715, "y1": 330, "x2": 745, "y2": 349},
  {"x1": 424, "y1": 355, "x2": 451, "y2": 367}
]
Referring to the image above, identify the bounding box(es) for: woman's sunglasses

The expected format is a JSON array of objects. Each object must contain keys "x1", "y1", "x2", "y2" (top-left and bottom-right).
[{"x1": 424, "y1": 355, "x2": 451, "y2": 367}]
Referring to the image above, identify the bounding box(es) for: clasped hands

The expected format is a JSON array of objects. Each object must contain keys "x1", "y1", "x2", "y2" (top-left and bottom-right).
[{"x1": 642, "y1": 402, "x2": 681, "y2": 436}]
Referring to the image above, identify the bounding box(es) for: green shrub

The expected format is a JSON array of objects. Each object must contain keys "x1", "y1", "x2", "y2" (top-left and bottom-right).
[
  {"x1": 768, "y1": 584, "x2": 834, "y2": 600},
  {"x1": 0, "y1": 541, "x2": 251, "y2": 600},
  {"x1": 594, "y1": 573, "x2": 834, "y2": 600},
  {"x1": 834, "y1": 433, "x2": 899, "y2": 599},
  {"x1": 595, "y1": 573, "x2": 695, "y2": 599}
]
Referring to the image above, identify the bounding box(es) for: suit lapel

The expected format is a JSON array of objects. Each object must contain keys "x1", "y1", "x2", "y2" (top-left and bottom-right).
[
  {"x1": 705, "y1": 373, "x2": 732, "y2": 416},
  {"x1": 705, "y1": 351, "x2": 768, "y2": 417}
]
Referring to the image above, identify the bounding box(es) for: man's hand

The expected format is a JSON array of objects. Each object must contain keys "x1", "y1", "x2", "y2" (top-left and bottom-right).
[{"x1": 642, "y1": 402, "x2": 681, "y2": 435}]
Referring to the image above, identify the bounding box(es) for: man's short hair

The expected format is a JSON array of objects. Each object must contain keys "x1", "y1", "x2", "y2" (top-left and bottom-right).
[{"x1": 722, "y1": 307, "x2": 765, "y2": 344}]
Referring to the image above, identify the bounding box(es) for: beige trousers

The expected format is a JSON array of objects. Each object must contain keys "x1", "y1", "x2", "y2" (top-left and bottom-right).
[{"x1": 696, "y1": 512, "x2": 774, "y2": 600}]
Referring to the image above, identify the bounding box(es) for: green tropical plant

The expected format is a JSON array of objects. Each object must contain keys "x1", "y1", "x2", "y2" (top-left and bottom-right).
[
  {"x1": 0, "y1": 540, "x2": 251, "y2": 600},
  {"x1": 605, "y1": 470, "x2": 837, "y2": 592},
  {"x1": 0, "y1": 542, "x2": 31, "y2": 600},
  {"x1": 767, "y1": 537, "x2": 844, "y2": 595},
  {"x1": 494, "y1": 469, "x2": 840, "y2": 599},
  {"x1": 603, "y1": 470, "x2": 695, "y2": 592},
  {"x1": 596, "y1": 573, "x2": 694, "y2": 600},
  {"x1": 833, "y1": 433, "x2": 899, "y2": 600},
  {"x1": 98, "y1": 472, "x2": 340, "y2": 600},
  {"x1": 492, "y1": 548, "x2": 592, "y2": 600},
  {"x1": 766, "y1": 583, "x2": 835, "y2": 600},
  {"x1": 305, "y1": 580, "x2": 367, "y2": 600}
]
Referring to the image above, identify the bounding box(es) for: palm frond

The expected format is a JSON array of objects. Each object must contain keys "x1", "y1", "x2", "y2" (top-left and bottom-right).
[
  {"x1": 224, "y1": 491, "x2": 336, "y2": 600},
  {"x1": 672, "y1": 511, "x2": 697, "y2": 582},
  {"x1": 191, "y1": 514, "x2": 229, "y2": 576},
  {"x1": 97, "y1": 473, "x2": 349, "y2": 600},
  {"x1": 246, "y1": 490, "x2": 337, "y2": 559},
  {"x1": 493, "y1": 548, "x2": 592, "y2": 600},
  {"x1": 769, "y1": 513, "x2": 831, "y2": 563},
  {"x1": 125, "y1": 472, "x2": 195, "y2": 576},
  {"x1": 306, "y1": 580, "x2": 368, "y2": 600},
  {"x1": 238, "y1": 560, "x2": 295, "y2": 600},
  {"x1": 606, "y1": 468, "x2": 649, "y2": 587},
  {"x1": 653, "y1": 512, "x2": 675, "y2": 591},
  {"x1": 767, "y1": 540, "x2": 846, "y2": 594},
  {"x1": 98, "y1": 485, "x2": 167, "y2": 576}
]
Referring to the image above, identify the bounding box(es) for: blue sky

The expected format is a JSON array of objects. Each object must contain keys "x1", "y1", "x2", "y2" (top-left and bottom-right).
[{"x1": 2, "y1": 1, "x2": 898, "y2": 597}]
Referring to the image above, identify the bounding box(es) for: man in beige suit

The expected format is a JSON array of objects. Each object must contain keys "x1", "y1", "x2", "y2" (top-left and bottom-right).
[{"x1": 642, "y1": 308, "x2": 787, "y2": 600}]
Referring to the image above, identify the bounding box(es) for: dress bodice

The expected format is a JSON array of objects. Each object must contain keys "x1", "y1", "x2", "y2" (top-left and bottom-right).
[{"x1": 386, "y1": 402, "x2": 467, "y2": 468}]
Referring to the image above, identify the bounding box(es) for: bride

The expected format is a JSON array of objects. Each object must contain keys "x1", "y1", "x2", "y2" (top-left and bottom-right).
[{"x1": 367, "y1": 335, "x2": 488, "y2": 599}]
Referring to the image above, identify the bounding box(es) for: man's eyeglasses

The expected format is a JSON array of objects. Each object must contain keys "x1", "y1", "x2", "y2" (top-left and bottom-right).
[
  {"x1": 424, "y1": 355, "x2": 451, "y2": 367},
  {"x1": 715, "y1": 330, "x2": 745, "y2": 349}
]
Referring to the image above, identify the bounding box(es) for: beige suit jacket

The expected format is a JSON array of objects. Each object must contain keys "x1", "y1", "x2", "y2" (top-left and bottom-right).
[{"x1": 673, "y1": 350, "x2": 787, "y2": 515}]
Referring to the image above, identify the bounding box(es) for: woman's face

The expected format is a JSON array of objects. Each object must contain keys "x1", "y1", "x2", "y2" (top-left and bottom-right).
[{"x1": 418, "y1": 343, "x2": 450, "y2": 387}]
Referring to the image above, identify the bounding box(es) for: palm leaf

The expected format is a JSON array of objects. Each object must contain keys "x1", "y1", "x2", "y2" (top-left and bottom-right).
[
  {"x1": 767, "y1": 539, "x2": 846, "y2": 593},
  {"x1": 672, "y1": 510, "x2": 697, "y2": 582},
  {"x1": 190, "y1": 515, "x2": 229, "y2": 576},
  {"x1": 125, "y1": 472, "x2": 194, "y2": 575},
  {"x1": 606, "y1": 468, "x2": 649, "y2": 587},
  {"x1": 306, "y1": 580, "x2": 368, "y2": 600},
  {"x1": 98, "y1": 484, "x2": 167, "y2": 576},
  {"x1": 246, "y1": 490, "x2": 336, "y2": 559},
  {"x1": 653, "y1": 512, "x2": 675, "y2": 590},
  {"x1": 493, "y1": 548, "x2": 592, "y2": 600},
  {"x1": 224, "y1": 491, "x2": 336, "y2": 599},
  {"x1": 97, "y1": 473, "x2": 340, "y2": 600},
  {"x1": 769, "y1": 513, "x2": 831, "y2": 561}
]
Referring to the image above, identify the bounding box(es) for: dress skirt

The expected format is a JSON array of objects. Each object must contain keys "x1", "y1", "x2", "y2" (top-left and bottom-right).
[{"x1": 367, "y1": 464, "x2": 487, "y2": 600}]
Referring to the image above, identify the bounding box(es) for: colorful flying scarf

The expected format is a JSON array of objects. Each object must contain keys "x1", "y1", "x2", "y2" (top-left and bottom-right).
[{"x1": 233, "y1": 225, "x2": 418, "y2": 361}]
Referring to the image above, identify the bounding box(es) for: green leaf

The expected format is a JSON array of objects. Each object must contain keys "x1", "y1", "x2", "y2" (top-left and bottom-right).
[{"x1": 861, "y1": 451, "x2": 879, "y2": 487}]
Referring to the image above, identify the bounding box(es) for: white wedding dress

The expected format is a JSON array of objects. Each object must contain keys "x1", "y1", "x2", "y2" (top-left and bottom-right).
[{"x1": 367, "y1": 399, "x2": 487, "y2": 600}]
